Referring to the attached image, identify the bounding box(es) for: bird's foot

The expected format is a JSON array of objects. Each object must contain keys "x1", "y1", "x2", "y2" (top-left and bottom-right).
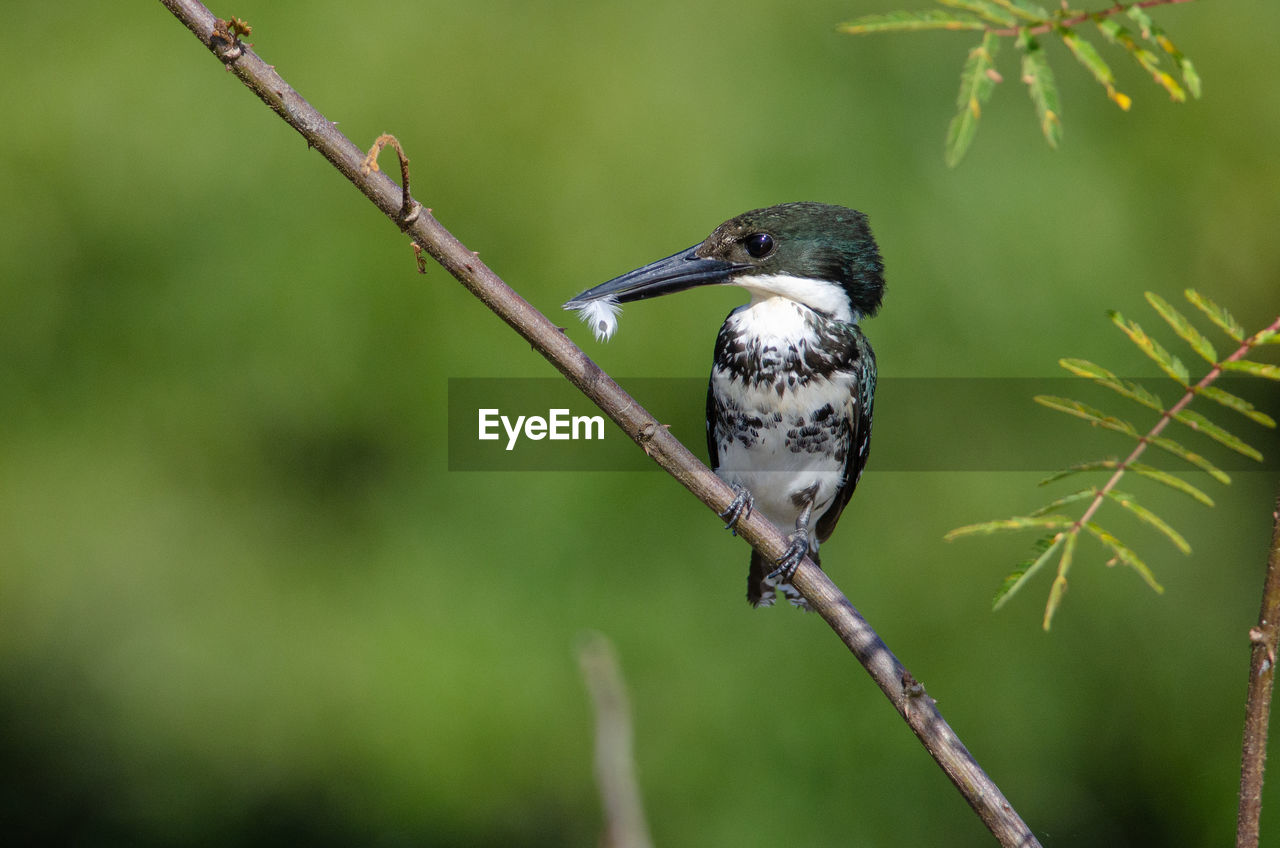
[
  {"x1": 767, "y1": 531, "x2": 809, "y2": 585},
  {"x1": 719, "y1": 485, "x2": 754, "y2": 534}
]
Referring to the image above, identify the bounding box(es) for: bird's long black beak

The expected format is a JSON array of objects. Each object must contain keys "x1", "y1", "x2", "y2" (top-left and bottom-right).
[{"x1": 563, "y1": 245, "x2": 747, "y2": 309}]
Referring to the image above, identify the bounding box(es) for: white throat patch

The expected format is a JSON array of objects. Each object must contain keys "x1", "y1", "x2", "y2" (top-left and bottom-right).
[{"x1": 735, "y1": 273, "x2": 855, "y2": 324}]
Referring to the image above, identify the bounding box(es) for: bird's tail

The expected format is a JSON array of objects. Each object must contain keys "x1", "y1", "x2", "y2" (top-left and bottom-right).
[{"x1": 747, "y1": 549, "x2": 821, "y2": 611}]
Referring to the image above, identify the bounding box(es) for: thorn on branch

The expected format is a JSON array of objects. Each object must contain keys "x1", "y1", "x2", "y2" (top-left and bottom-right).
[{"x1": 1249, "y1": 626, "x2": 1276, "y2": 670}]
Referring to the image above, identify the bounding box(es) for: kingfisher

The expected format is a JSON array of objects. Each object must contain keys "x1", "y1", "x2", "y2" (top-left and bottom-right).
[{"x1": 563, "y1": 202, "x2": 885, "y2": 608}]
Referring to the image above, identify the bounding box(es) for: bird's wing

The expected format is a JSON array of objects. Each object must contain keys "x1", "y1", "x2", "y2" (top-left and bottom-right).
[{"x1": 814, "y1": 332, "x2": 876, "y2": 543}]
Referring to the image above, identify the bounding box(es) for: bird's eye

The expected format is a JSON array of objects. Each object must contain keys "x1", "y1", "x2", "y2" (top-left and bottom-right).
[{"x1": 745, "y1": 232, "x2": 774, "y2": 258}]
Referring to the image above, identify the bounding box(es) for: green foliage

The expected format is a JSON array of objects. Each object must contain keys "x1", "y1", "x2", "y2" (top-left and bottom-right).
[
  {"x1": 839, "y1": 0, "x2": 1202, "y2": 165},
  {"x1": 838, "y1": 9, "x2": 986, "y2": 33},
  {"x1": 944, "y1": 31, "x2": 1001, "y2": 167},
  {"x1": 1017, "y1": 29, "x2": 1062, "y2": 149},
  {"x1": 948, "y1": 292, "x2": 1280, "y2": 629}
]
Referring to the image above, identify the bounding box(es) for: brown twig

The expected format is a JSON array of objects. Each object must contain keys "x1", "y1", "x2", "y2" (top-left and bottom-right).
[
  {"x1": 578, "y1": 634, "x2": 654, "y2": 848},
  {"x1": 990, "y1": 0, "x2": 1197, "y2": 38},
  {"x1": 1239, "y1": 486, "x2": 1280, "y2": 848},
  {"x1": 157, "y1": 2, "x2": 1042, "y2": 844}
]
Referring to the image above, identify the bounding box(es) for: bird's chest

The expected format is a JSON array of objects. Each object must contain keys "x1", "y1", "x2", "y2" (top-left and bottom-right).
[{"x1": 707, "y1": 300, "x2": 858, "y2": 524}]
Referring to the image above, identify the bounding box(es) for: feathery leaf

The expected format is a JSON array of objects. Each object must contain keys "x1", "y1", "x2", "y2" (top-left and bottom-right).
[
  {"x1": 938, "y1": 0, "x2": 1017, "y2": 26},
  {"x1": 1058, "y1": 27, "x2": 1130, "y2": 110},
  {"x1": 1221, "y1": 360, "x2": 1280, "y2": 381},
  {"x1": 1172, "y1": 408, "x2": 1264, "y2": 461},
  {"x1": 946, "y1": 514, "x2": 1073, "y2": 540},
  {"x1": 989, "y1": 0, "x2": 1050, "y2": 22},
  {"x1": 1123, "y1": 462, "x2": 1215, "y2": 506},
  {"x1": 1147, "y1": 434, "x2": 1231, "y2": 484},
  {"x1": 1085, "y1": 523, "x2": 1164, "y2": 593},
  {"x1": 1145, "y1": 292, "x2": 1217, "y2": 364},
  {"x1": 1017, "y1": 29, "x2": 1062, "y2": 148},
  {"x1": 1093, "y1": 17, "x2": 1185, "y2": 102},
  {"x1": 993, "y1": 533, "x2": 1061, "y2": 611},
  {"x1": 1028, "y1": 488, "x2": 1097, "y2": 517},
  {"x1": 1109, "y1": 310, "x2": 1190, "y2": 385},
  {"x1": 1034, "y1": 395, "x2": 1139, "y2": 437},
  {"x1": 1036, "y1": 395, "x2": 1230, "y2": 481},
  {"x1": 1185, "y1": 289, "x2": 1245, "y2": 342},
  {"x1": 1039, "y1": 460, "x2": 1215, "y2": 506},
  {"x1": 1058, "y1": 357, "x2": 1164, "y2": 412},
  {"x1": 1103, "y1": 490, "x2": 1191, "y2": 554},
  {"x1": 839, "y1": 10, "x2": 987, "y2": 33},
  {"x1": 1126, "y1": 4, "x2": 1201, "y2": 98},
  {"x1": 945, "y1": 31, "x2": 1002, "y2": 167},
  {"x1": 1043, "y1": 532, "x2": 1076, "y2": 630},
  {"x1": 1193, "y1": 385, "x2": 1277, "y2": 428}
]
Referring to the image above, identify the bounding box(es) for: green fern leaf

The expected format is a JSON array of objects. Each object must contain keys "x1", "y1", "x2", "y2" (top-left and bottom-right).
[
  {"x1": 1126, "y1": 4, "x2": 1201, "y2": 98},
  {"x1": 1193, "y1": 386, "x2": 1276, "y2": 428},
  {"x1": 1085, "y1": 523, "x2": 1164, "y2": 593},
  {"x1": 1038, "y1": 461, "x2": 1215, "y2": 507},
  {"x1": 1145, "y1": 292, "x2": 1218, "y2": 364},
  {"x1": 839, "y1": 10, "x2": 987, "y2": 33},
  {"x1": 1185, "y1": 289, "x2": 1246, "y2": 341},
  {"x1": 993, "y1": 533, "x2": 1061, "y2": 610},
  {"x1": 1109, "y1": 310, "x2": 1190, "y2": 385},
  {"x1": 1147, "y1": 434, "x2": 1231, "y2": 484},
  {"x1": 1034, "y1": 395, "x2": 1139, "y2": 437},
  {"x1": 938, "y1": 0, "x2": 1017, "y2": 26},
  {"x1": 989, "y1": 0, "x2": 1050, "y2": 22},
  {"x1": 1094, "y1": 17, "x2": 1185, "y2": 102},
  {"x1": 1124, "y1": 462, "x2": 1215, "y2": 506},
  {"x1": 1221, "y1": 360, "x2": 1280, "y2": 381},
  {"x1": 1058, "y1": 27, "x2": 1130, "y2": 110},
  {"x1": 1027, "y1": 488, "x2": 1097, "y2": 517},
  {"x1": 1034, "y1": 461, "x2": 1116, "y2": 489},
  {"x1": 945, "y1": 31, "x2": 1002, "y2": 167},
  {"x1": 1103, "y1": 490, "x2": 1191, "y2": 554},
  {"x1": 945, "y1": 514, "x2": 1073, "y2": 540},
  {"x1": 1042, "y1": 532, "x2": 1077, "y2": 630},
  {"x1": 1172, "y1": 408, "x2": 1264, "y2": 461},
  {"x1": 1058, "y1": 357, "x2": 1164, "y2": 412},
  {"x1": 1255, "y1": 328, "x2": 1280, "y2": 345},
  {"x1": 1017, "y1": 29, "x2": 1062, "y2": 148}
]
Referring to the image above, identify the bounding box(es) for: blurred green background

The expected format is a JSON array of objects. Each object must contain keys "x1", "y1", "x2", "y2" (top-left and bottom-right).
[{"x1": 3, "y1": 1, "x2": 1278, "y2": 845}]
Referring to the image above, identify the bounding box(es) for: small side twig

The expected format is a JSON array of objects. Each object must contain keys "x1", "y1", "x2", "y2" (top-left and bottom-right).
[
  {"x1": 362, "y1": 134, "x2": 418, "y2": 222},
  {"x1": 579, "y1": 633, "x2": 654, "y2": 848},
  {"x1": 1238, "y1": 485, "x2": 1280, "y2": 848},
  {"x1": 158, "y1": 3, "x2": 1041, "y2": 845},
  {"x1": 990, "y1": 0, "x2": 1197, "y2": 37}
]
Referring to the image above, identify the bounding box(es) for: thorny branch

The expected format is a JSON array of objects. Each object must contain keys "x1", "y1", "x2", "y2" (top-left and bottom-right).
[
  {"x1": 1238, "y1": 486, "x2": 1280, "y2": 848},
  {"x1": 159, "y1": 1, "x2": 1042, "y2": 845},
  {"x1": 990, "y1": 0, "x2": 1197, "y2": 38},
  {"x1": 579, "y1": 634, "x2": 654, "y2": 848}
]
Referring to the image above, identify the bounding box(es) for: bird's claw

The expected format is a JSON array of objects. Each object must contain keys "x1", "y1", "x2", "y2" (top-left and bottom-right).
[
  {"x1": 767, "y1": 532, "x2": 809, "y2": 585},
  {"x1": 720, "y1": 485, "x2": 754, "y2": 533}
]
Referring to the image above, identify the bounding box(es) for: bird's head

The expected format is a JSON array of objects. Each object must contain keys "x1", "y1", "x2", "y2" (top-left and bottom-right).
[{"x1": 564, "y1": 202, "x2": 885, "y2": 340}]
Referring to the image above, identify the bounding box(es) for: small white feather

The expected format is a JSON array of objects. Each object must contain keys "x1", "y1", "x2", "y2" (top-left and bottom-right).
[{"x1": 571, "y1": 296, "x2": 623, "y2": 342}]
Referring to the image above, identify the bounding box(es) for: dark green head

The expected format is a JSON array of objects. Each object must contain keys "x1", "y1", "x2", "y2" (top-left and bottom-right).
[{"x1": 565, "y1": 202, "x2": 885, "y2": 334}]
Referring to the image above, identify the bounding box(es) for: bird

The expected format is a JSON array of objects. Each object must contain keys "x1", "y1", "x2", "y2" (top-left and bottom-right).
[{"x1": 564, "y1": 202, "x2": 885, "y2": 608}]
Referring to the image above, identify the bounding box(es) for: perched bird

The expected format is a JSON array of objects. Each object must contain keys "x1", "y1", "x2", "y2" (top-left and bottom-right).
[{"x1": 564, "y1": 202, "x2": 885, "y2": 608}]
